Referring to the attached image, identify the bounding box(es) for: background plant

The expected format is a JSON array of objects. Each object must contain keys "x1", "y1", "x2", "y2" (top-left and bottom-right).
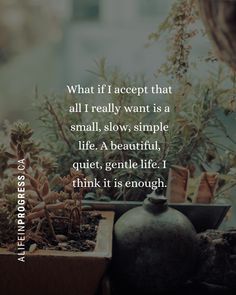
[{"x1": 33, "y1": 0, "x2": 236, "y2": 201}]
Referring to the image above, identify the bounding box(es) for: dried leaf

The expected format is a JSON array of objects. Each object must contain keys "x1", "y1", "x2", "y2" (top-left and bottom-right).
[{"x1": 41, "y1": 181, "x2": 49, "y2": 197}]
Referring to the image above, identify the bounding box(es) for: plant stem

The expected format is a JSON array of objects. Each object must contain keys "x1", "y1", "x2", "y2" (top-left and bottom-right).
[{"x1": 45, "y1": 99, "x2": 72, "y2": 150}]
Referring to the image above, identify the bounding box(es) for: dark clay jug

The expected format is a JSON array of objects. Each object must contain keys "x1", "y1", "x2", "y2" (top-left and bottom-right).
[{"x1": 113, "y1": 192, "x2": 197, "y2": 293}]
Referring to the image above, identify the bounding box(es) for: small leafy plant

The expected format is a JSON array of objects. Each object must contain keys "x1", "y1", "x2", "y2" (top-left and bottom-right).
[{"x1": 0, "y1": 121, "x2": 101, "y2": 252}]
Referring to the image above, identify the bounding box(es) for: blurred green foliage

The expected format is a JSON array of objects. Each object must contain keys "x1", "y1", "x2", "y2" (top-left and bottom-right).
[{"x1": 2, "y1": 0, "x2": 235, "y2": 202}]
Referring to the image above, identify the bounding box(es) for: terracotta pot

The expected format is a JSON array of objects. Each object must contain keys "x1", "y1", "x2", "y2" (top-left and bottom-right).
[
  {"x1": 0, "y1": 211, "x2": 114, "y2": 295},
  {"x1": 198, "y1": 0, "x2": 236, "y2": 70}
]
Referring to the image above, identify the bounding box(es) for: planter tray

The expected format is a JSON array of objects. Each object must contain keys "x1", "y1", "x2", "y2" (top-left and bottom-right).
[
  {"x1": 83, "y1": 201, "x2": 230, "y2": 233},
  {"x1": 0, "y1": 211, "x2": 114, "y2": 295}
]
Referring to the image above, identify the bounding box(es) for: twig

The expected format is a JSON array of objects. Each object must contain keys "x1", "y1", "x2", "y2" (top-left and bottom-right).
[
  {"x1": 35, "y1": 218, "x2": 45, "y2": 234},
  {"x1": 44, "y1": 207, "x2": 57, "y2": 241},
  {"x1": 148, "y1": 131, "x2": 168, "y2": 180},
  {"x1": 45, "y1": 99, "x2": 72, "y2": 149}
]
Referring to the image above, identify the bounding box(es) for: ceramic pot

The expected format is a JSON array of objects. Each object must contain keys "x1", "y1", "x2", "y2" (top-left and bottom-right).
[{"x1": 113, "y1": 193, "x2": 197, "y2": 293}]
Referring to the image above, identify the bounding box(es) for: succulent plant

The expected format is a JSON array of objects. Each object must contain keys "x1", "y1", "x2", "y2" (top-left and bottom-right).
[
  {"x1": 0, "y1": 121, "x2": 98, "y2": 252},
  {"x1": 10, "y1": 121, "x2": 33, "y2": 145}
]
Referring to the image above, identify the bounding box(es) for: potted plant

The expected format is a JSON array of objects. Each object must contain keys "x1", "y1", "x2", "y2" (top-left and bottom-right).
[{"x1": 0, "y1": 121, "x2": 114, "y2": 295}]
